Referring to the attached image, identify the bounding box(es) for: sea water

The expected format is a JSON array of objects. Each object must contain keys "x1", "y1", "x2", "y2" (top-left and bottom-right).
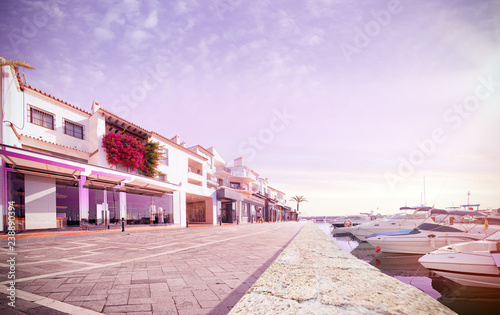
[{"x1": 316, "y1": 222, "x2": 500, "y2": 315}]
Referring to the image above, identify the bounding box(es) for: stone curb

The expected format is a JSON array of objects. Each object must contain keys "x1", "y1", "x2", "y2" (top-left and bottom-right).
[{"x1": 229, "y1": 221, "x2": 456, "y2": 314}]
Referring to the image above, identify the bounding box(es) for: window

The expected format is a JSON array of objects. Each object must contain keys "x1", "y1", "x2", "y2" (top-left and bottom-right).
[
  {"x1": 230, "y1": 182, "x2": 240, "y2": 189},
  {"x1": 64, "y1": 120, "x2": 84, "y2": 139},
  {"x1": 30, "y1": 107, "x2": 54, "y2": 130}
]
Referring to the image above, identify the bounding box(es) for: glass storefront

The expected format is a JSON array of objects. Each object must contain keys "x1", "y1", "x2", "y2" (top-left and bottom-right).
[
  {"x1": 88, "y1": 188, "x2": 105, "y2": 224},
  {"x1": 5, "y1": 170, "x2": 174, "y2": 230},
  {"x1": 241, "y1": 202, "x2": 249, "y2": 223},
  {"x1": 107, "y1": 189, "x2": 120, "y2": 223},
  {"x1": 221, "y1": 201, "x2": 235, "y2": 223},
  {"x1": 56, "y1": 183, "x2": 80, "y2": 226},
  {"x1": 6, "y1": 171, "x2": 25, "y2": 231},
  {"x1": 187, "y1": 201, "x2": 206, "y2": 223},
  {"x1": 126, "y1": 193, "x2": 173, "y2": 225}
]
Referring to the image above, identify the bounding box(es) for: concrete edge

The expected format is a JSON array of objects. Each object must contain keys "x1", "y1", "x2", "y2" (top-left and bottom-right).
[{"x1": 229, "y1": 221, "x2": 456, "y2": 314}]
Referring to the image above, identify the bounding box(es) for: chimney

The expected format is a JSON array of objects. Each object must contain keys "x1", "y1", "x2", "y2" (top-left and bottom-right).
[
  {"x1": 234, "y1": 157, "x2": 243, "y2": 167},
  {"x1": 171, "y1": 135, "x2": 181, "y2": 145},
  {"x1": 91, "y1": 100, "x2": 100, "y2": 114},
  {"x1": 180, "y1": 141, "x2": 187, "y2": 148}
]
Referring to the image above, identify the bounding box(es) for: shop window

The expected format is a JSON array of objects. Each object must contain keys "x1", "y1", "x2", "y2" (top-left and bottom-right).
[
  {"x1": 126, "y1": 194, "x2": 173, "y2": 225},
  {"x1": 56, "y1": 183, "x2": 80, "y2": 226},
  {"x1": 6, "y1": 172, "x2": 25, "y2": 231}
]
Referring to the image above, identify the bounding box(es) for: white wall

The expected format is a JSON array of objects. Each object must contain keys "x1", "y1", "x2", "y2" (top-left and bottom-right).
[
  {"x1": 21, "y1": 90, "x2": 90, "y2": 152},
  {"x1": 25, "y1": 175, "x2": 57, "y2": 229},
  {"x1": 88, "y1": 111, "x2": 107, "y2": 166},
  {"x1": 2, "y1": 66, "x2": 23, "y2": 148},
  {"x1": 173, "y1": 190, "x2": 186, "y2": 227}
]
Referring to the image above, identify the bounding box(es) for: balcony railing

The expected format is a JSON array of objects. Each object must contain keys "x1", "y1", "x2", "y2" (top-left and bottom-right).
[
  {"x1": 188, "y1": 166, "x2": 202, "y2": 175},
  {"x1": 216, "y1": 165, "x2": 232, "y2": 173}
]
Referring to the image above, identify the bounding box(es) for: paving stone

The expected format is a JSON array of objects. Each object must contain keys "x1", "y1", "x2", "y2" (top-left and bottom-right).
[
  {"x1": 104, "y1": 304, "x2": 152, "y2": 313},
  {"x1": 105, "y1": 294, "x2": 130, "y2": 306},
  {"x1": 3, "y1": 222, "x2": 306, "y2": 315},
  {"x1": 173, "y1": 295, "x2": 201, "y2": 310},
  {"x1": 81, "y1": 299, "x2": 106, "y2": 312}
]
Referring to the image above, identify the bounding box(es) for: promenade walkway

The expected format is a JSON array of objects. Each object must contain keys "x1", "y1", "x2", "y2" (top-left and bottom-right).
[{"x1": 1, "y1": 222, "x2": 305, "y2": 315}]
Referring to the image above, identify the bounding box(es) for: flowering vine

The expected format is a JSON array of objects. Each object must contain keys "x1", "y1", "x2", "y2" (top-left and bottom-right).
[
  {"x1": 102, "y1": 132, "x2": 146, "y2": 171},
  {"x1": 102, "y1": 133, "x2": 164, "y2": 178}
]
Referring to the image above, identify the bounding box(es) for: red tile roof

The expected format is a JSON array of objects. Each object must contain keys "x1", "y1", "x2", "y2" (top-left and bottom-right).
[
  {"x1": 15, "y1": 69, "x2": 91, "y2": 116},
  {"x1": 20, "y1": 133, "x2": 90, "y2": 154}
]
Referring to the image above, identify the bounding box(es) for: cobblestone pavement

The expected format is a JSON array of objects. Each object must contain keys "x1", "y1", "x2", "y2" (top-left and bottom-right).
[{"x1": 0, "y1": 222, "x2": 305, "y2": 315}]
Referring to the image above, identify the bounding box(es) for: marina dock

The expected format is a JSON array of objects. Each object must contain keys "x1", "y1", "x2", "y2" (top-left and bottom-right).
[{"x1": 1, "y1": 222, "x2": 454, "y2": 314}]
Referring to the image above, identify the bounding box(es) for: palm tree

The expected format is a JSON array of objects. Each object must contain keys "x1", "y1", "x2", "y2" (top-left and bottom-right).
[
  {"x1": 291, "y1": 195, "x2": 307, "y2": 214},
  {"x1": 0, "y1": 58, "x2": 35, "y2": 70}
]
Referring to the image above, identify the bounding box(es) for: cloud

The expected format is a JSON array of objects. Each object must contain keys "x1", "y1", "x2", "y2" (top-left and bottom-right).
[
  {"x1": 128, "y1": 29, "x2": 153, "y2": 48},
  {"x1": 94, "y1": 26, "x2": 115, "y2": 41},
  {"x1": 144, "y1": 10, "x2": 159, "y2": 28}
]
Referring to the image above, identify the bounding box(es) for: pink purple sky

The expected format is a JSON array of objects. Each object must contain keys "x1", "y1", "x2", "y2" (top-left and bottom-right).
[{"x1": 2, "y1": 0, "x2": 500, "y2": 216}]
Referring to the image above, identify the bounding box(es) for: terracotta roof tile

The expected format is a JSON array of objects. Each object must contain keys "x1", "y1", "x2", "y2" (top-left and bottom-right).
[
  {"x1": 20, "y1": 133, "x2": 90, "y2": 154},
  {"x1": 15, "y1": 69, "x2": 91, "y2": 116}
]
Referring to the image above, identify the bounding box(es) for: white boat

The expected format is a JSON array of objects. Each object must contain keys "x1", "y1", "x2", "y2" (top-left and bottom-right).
[
  {"x1": 332, "y1": 206, "x2": 432, "y2": 239},
  {"x1": 365, "y1": 222, "x2": 489, "y2": 255},
  {"x1": 418, "y1": 230, "x2": 500, "y2": 288},
  {"x1": 364, "y1": 209, "x2": 490, "y2": 254}
]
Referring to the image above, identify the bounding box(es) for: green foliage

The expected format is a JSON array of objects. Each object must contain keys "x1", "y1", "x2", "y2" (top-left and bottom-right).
[{"x1": 143, "y1": 141, "x2": 164, "y2": 177}]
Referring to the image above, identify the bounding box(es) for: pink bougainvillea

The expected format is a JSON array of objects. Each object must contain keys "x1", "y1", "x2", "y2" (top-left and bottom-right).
[{"x1": 102, "y1": 132, "x2": 146, "y2": 171}]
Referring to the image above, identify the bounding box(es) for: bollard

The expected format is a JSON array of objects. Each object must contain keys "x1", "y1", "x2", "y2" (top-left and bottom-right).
[
  {"x1": 121, "y1": 217, "x2": 125, "y2": 232},
  {"x1": 186, "y1": 218, "x2": 189, "y2": 228},
  {"x1": 237, "y1": 216, "x2": 239, "y2": 225}
]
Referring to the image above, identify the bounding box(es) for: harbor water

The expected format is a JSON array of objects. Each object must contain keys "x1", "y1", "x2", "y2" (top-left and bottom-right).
[{"x1": 316, "y1": 222, "x2": 500, "y2": 315}]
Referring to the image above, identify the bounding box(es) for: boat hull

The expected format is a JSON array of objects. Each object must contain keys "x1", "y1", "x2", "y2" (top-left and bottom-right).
[
  {"x1": 365, "y1": 233, "x2": 484, "y2": 254},
  {"x1": 419, "y1": 253, "x2": 500, "y2": 288}
]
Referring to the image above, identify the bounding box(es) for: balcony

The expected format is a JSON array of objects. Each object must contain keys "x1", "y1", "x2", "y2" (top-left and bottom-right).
[
  {"x1": 216, "y1": 165, "x2": 232, "y2": 174},
  {"x1": 188, "y1": 158, "x2": 203, "y2": 178},
  {"x1": 188, "y1": 166, "x2": 203, "y2": 176}
]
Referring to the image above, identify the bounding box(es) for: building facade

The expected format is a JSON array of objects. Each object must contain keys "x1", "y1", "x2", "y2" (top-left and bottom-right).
[{"x1": 0, "y1": 62, "x2": 295, "y2": 232}]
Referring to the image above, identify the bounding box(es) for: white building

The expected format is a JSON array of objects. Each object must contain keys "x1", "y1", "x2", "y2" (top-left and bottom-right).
[{"x1": 0, "y1": 61, "x2": 294, "y2": 232}]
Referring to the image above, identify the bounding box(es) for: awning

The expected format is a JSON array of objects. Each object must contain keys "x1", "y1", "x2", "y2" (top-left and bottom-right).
[
  {"x1": 1, "y1": 147, "x2": 83, "y2": 178},
  {"x1": 217, "y1": 187, "x2": 245, "y2": 201},
  {"x1": 85, "y1": 170, "x2": 131, "y2": 188},
  {"x1": 121, "y1": 179, "x2": 176, "y2": 196},
  {"x1": 243, "y1": 194, "x2": 266, "y2": 207}
]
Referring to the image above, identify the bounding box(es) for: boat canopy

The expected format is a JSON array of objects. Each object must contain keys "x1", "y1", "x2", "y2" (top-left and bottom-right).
[
  {"x1": 430, "y1": 209, "x2": 485, "y2": 216},
  {"x1": 416, "y1": 223, "x2": 464, "y2": 232},
  {"x1": 399, "y1": 206, "x2": 432, "y2": 212}
]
